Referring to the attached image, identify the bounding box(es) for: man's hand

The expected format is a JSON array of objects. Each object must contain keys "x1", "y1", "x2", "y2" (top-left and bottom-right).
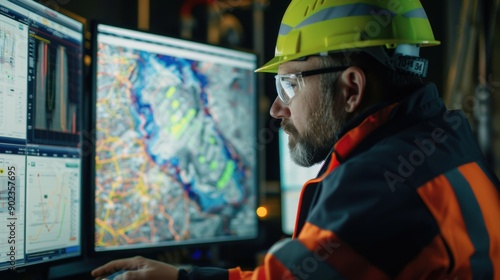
[{"x1": 91, "y1": 256, "x2": 180, "y2": 280}]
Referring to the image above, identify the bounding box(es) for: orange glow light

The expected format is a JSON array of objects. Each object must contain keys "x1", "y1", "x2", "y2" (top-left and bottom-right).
[{"x1": 256, "y1": 206, "x2": 268, "y2": 218}]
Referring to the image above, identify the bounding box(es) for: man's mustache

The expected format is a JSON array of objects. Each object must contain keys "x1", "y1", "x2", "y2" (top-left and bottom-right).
[{"x1": 281, "y1": 121, "x2": 299, "y2": 136}]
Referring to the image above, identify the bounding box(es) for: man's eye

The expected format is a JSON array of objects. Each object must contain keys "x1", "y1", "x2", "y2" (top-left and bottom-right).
[{"x1": 282, "y1": 80, "x2": 296, "y2": 89}]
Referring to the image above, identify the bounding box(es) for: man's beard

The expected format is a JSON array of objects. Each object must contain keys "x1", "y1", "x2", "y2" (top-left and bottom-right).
[{"x1": 283, "y1": 97, "x2": 349, "y2": 167}]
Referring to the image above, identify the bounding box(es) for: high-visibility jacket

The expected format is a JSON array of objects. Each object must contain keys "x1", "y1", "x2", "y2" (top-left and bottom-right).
[{"x1": 184, "y1": 83, "x2": 500, "y2": 279}]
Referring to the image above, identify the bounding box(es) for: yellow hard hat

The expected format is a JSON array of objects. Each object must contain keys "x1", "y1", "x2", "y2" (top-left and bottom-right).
[{"x1": 255, "y1": 0, "x2": 440, "y2": 73}]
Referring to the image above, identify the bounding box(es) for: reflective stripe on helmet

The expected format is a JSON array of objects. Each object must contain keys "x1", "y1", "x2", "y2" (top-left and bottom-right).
[
  {"x1": 280, "y1": 4, "x2": 429, "y2": 35},
  {"x1": 402, "y1": 8, "x2": 428, "y2": 19},
  {"x1": 296, "y1": 4, "x2": 396, "y2": 30}
]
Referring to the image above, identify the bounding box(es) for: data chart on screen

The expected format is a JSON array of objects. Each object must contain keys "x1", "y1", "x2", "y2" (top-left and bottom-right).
[
  {"x1": 0, "y1": 12, "x2": 28, "y2": 141},
  {"x1": 25, "y1": 154, "x2": 80, "y2": 254}
]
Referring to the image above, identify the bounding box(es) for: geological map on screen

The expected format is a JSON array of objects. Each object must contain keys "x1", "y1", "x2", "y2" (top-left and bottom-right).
[{"x1": 94, "y1": 40, "x2": 257, "y2": 250}]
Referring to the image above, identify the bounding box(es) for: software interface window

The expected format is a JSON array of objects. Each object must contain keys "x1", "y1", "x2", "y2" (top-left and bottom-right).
[{"x1": 0, "y1": 0, "x2": 83, "y2": 272}]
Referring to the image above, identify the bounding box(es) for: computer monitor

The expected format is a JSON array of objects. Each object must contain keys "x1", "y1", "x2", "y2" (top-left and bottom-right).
[
  {"x1": 279, "y1": 128, "x2": 321, "y2": 235},
  {"x1": 91, "y1": 23, "x2": 259, "y2": 254},
  {"x1": 0, "y1": 0, "x2": 84, "y2": 274}
]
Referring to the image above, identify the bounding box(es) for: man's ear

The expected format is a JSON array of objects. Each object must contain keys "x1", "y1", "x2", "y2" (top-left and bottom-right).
[{"x1": 337, "y1": 66, "x2": 366, "y2": 113}]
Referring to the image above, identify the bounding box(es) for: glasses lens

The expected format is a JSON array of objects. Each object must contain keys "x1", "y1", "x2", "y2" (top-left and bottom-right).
[
  {"x1": 275, "y1": 75, "x2": 297, "y2": 104},
  {"x1": 275, "y1": 76, "x2": 286, "y2": 104},
  {"x1": 273, "y1": 67, "x2": 347, "y2": 104}
]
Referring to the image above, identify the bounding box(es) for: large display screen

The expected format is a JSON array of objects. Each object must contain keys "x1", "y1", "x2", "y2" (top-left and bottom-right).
[
  {"x1": 0, "y1": 0, "x2": 83, "y2": 273},
  {"x1": 92, "y1": 24, "x2": 259, "y2": 252}
]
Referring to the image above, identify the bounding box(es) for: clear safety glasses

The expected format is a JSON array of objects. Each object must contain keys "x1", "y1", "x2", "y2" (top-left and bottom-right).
[{"x1": 274, "y1": 66, "x2": 348, "y2": 104}]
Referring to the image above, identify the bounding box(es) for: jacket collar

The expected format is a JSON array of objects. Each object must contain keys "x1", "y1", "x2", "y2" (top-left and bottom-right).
[{"x1": 319, "y1": 83, "x2": 442, "y2": 174}]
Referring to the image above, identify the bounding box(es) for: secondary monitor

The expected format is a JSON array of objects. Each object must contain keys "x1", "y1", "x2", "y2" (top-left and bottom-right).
[
  {"x1": 279, "y1": 128, "x2": 321, "y2": 236},
  {"x1": 91, "y1": 23, "x2": 259, "y2": 253},
  {"x1": 0, "y1": 0, "x2": 84, "y2": 274}
]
